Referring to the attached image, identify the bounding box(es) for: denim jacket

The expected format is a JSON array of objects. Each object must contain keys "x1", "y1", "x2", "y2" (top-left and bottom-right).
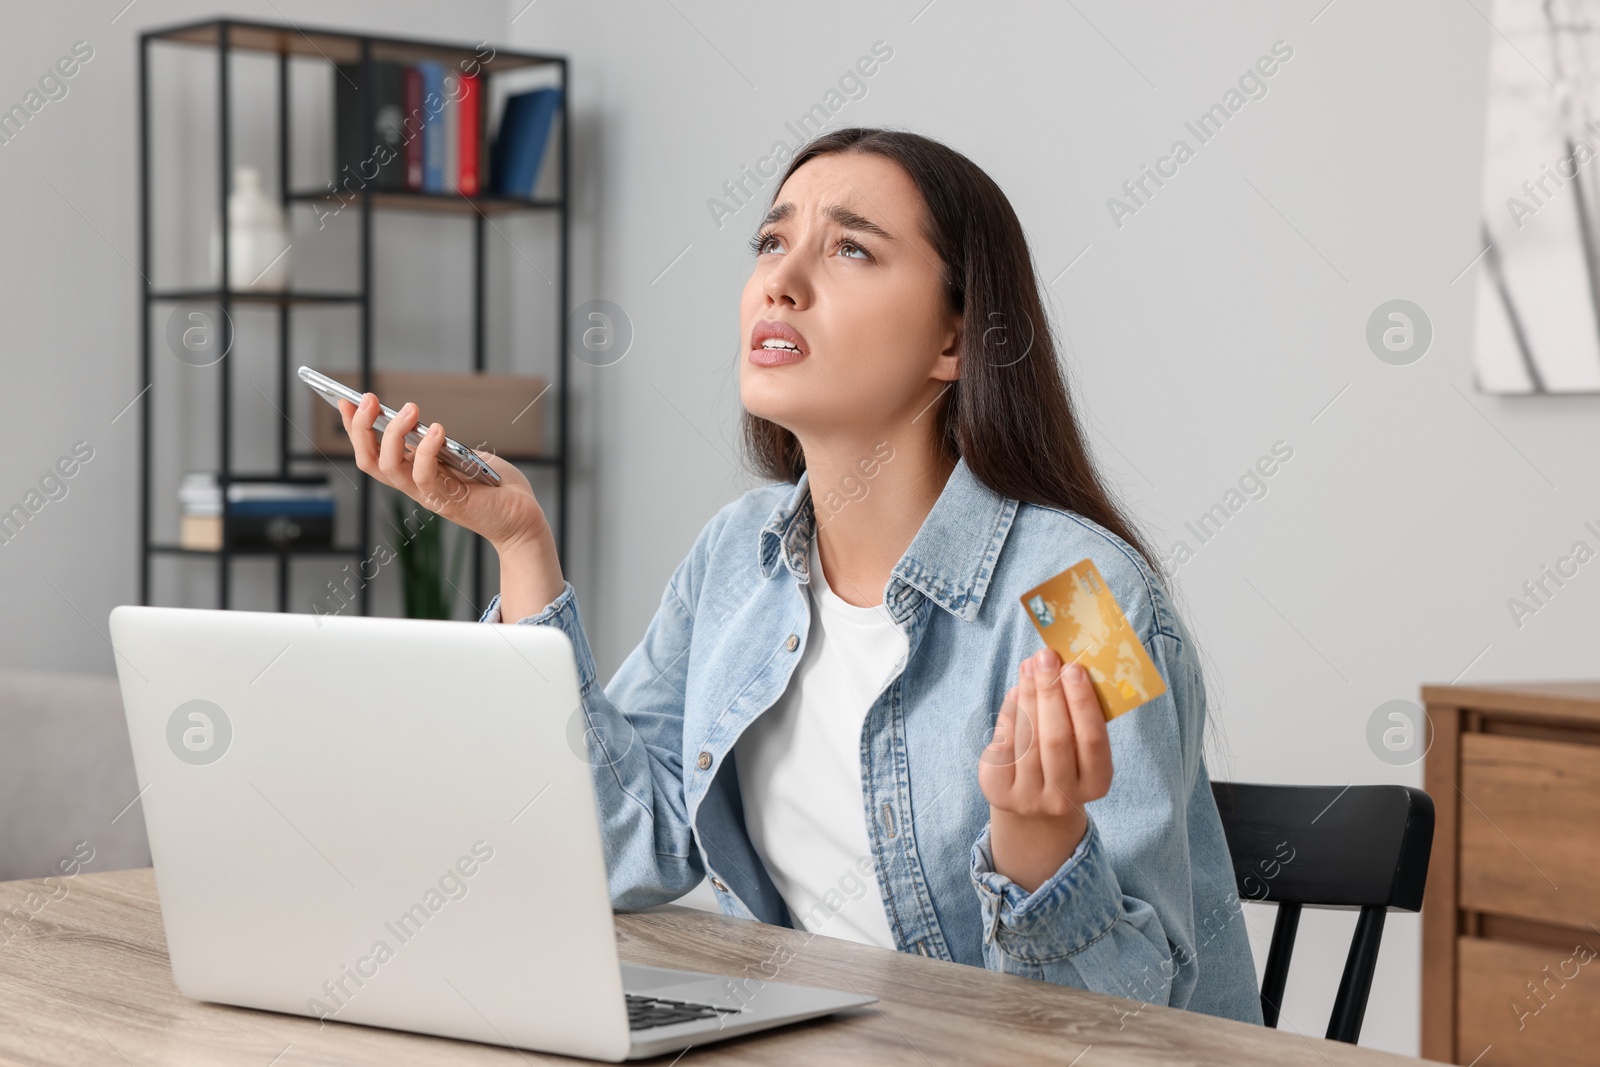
[{"x1": 480, "y1": 455, "x2": 1263, "y2": 1024}]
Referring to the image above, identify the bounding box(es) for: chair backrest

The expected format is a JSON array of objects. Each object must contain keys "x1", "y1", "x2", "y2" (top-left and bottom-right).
[{"x1": 1210, "y1": 781, "x2": 1434, "y2": 1044}]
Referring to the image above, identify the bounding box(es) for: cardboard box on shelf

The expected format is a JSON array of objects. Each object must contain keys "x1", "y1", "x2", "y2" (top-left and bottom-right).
[
  {"x1": 308, "y1": 370, "x2": 548, "y2": 459},
  {"x1": 180, "y1": 513, "x2": 223, "y2": 551}
]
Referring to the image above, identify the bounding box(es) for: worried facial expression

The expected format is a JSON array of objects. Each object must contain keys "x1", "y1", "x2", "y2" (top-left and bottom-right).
[{"x1": 739, "y1": 151, "x2": 961, "y2": 440}]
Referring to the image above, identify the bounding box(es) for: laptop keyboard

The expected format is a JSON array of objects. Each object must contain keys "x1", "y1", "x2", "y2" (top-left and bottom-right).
[{"x1": 625, "y1": 992, "x2": 742, "y2": 1030}]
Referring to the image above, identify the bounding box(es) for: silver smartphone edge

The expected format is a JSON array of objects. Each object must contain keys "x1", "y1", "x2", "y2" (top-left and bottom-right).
[{"x1": 296, "y1": 366, "x2": 502, "y2": 487}]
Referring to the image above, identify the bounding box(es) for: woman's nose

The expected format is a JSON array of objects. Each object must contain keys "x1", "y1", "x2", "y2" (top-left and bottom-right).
[{"x1": 763, "y1": 256, "x2": 810, "y2": 308}]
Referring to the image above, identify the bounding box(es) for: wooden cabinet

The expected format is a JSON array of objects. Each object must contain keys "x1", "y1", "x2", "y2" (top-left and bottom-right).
[{"x1": 1421, "y1": 682, "x2": 1600, "y2": 1067}]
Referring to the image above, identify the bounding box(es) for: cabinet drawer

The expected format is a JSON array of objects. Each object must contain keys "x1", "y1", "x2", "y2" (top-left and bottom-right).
[
  {"x1": 1457, "y1": 936, "x2": 1600, "y2": 1067},
  {"x1": 1459, "y1": 734, "x2": 1600, "y2": 928}
]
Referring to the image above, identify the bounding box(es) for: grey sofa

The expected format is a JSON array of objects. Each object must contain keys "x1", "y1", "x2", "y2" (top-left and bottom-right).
[{"x1": 0, "y1": 668, "x2": 150, "y2": 881}]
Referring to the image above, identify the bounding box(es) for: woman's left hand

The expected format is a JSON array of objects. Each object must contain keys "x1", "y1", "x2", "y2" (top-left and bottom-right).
[{"x1": 978, "y1": 647, "x2": 1115, "y2": 894}]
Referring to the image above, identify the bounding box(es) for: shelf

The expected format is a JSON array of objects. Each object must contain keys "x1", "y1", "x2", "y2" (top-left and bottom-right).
[
  {"x1": 139, "y1": 16, "x2": 570, "y2": 616},
  {"x1": 147, "y1": 288, "x2": 362, "y2": 306},
  {"x1": 150, "y1": 543, "x2": 363, "y2": 557},
  {"x1": 289, "y1": 189, "x2": 563, "y2": 217},
  {"x1": 146, "y1": 17, "x2": 563, "y2": 73},
  {"x1": 288, "y1": 451, "x2": 562, "y2": 466}
]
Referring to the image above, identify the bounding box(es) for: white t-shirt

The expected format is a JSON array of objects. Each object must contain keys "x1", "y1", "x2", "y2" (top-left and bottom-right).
[{"x1": 733, "y1": 535, "x2": 908, "y2": 949}]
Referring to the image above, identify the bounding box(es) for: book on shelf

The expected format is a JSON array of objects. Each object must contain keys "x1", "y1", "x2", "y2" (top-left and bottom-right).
[
  {"x1": 333, "y1": 60, "x2": 561, "y2": 200},
  {"x1": 417, "y1": 60, "x2": 446, "y2": 192},
  {"x1": 490, "y1": 86, "x2": 562, "y2": 199},
  {"x1": 179, "y1": 473, "x2": 335, "y2": 551},
  {"x1": 458, "y1": 72, "x2": 482, "y2": 196},
  {"x1": 334, "y1": 60, "x2": 407, "y2": 192},
  {"x1": 403, "y1": 65, "x2": 424, "y2": 191},
  {"x1": 442, "y1": 72, "x2": 459, "y2": 193}
]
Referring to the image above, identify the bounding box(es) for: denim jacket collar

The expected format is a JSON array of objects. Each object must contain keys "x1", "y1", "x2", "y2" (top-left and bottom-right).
[{"x1": 756, "y1": 454, "x2": 1020, "y2": 623}]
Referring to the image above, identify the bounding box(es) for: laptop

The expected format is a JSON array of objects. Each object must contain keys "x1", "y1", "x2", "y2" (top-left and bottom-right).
[{"x1": 108, "y1": 604, "x2": 875, "y2": 1061}]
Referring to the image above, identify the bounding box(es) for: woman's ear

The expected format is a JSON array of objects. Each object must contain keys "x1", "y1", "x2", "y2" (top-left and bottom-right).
[{"x1": 934, "y1": 311, "x2": 962, "y2": 383}]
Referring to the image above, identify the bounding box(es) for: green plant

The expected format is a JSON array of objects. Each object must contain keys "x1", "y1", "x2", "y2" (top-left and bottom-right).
[{"x1": 390, "y1": 491, "x2": 469, "y2": 619}]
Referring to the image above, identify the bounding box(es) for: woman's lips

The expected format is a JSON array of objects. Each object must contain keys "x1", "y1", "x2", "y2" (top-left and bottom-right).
[
  {"x1": 748, "y1": 318, "x2": 808, "y2": 364},
  {"x1": 748, "y1": 345, "x2": 807, "y2": 366}
]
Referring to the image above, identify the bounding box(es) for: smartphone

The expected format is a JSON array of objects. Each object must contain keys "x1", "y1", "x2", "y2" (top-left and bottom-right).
[{"x1": 298, "y1": 365, "x2": 502, "y2": 487}]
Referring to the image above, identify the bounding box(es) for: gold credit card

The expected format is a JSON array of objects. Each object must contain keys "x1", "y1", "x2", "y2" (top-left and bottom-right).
[{"x1": 1019, "y1": 559, "x2": 1167, "y2": 720}]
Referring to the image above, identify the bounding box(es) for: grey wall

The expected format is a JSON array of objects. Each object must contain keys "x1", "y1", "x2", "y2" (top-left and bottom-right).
[{"x1": 6, "y1": 0, "x2": 1577, "y2": 1059}]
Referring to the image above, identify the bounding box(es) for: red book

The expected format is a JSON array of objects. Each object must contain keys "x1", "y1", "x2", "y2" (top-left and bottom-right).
[
  {"x1": 403, "y1": 66, "x2": 423, "y2": 191},
  {"x1": 457, "y1": 73, "x2": 480, "y2": 196}
]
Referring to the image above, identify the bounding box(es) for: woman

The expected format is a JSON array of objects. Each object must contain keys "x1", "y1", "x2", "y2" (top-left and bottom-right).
[{"x1": 338, "y1": 127, "x2": 1262, "y2": 1023}]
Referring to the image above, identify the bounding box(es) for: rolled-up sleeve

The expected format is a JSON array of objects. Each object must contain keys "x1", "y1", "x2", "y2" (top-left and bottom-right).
[{"x1": 481, "y1": 581, "x2": 597, "y2": 691}]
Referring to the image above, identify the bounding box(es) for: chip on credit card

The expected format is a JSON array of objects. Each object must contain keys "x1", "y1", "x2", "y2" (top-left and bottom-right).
[{"x1": 1018, "y1": 559, "x2": 1167, "y2": 720}]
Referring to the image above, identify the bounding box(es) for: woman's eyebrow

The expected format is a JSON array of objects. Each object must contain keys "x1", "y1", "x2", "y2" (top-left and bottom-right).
[{"x1": 759, "y1": 201, "x2": 896, "y2": 240}]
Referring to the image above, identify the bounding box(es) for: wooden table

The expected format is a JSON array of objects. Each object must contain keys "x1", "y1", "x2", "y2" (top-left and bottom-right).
[
  {"x1": 0, "y1": 868, "x2": 1433, "y2": 1065},
  {"x1": 1420, "y1": 681, "x2": 1600, "y2": 1067}
]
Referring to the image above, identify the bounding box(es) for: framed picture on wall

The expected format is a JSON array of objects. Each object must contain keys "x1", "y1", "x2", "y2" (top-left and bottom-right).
[{"x1": 1474, "y1": 0, "x2": 1600, "y2": 393}]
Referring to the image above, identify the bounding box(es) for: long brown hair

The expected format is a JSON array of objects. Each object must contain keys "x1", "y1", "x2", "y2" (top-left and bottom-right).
[{"x1": 741, "y1": 127, "x2": 1161, "y2": 577}]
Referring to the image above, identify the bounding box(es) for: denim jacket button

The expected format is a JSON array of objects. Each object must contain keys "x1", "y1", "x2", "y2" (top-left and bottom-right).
[
  {"x1": 696, "y1": 750, "x2": 712, "y2": 770},
  {"x1": 785, "y1": 633, "x2": 799, "y2": 651},
  {"x1": 710, "y1": 876, "x2": 727, "y2": 892}
]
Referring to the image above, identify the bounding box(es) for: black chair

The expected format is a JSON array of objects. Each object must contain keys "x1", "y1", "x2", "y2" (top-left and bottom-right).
[{"x1": 1210, "y1": 781, "x2": 1434, "y2": 1045}]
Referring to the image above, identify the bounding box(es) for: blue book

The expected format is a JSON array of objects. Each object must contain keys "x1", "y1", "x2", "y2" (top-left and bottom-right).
[
  {"x1": 227, "y1": 498, "x2": 335, "y2": 519},
  {"x1": 417, "y1": 61, "x2": 445, "y2": 192},
  {"x1": 492, "y1": 87, "x2": 562, "y2": 198},
  {"x1": 488, "y1": 90, "x2": 532, "y2": 195}
]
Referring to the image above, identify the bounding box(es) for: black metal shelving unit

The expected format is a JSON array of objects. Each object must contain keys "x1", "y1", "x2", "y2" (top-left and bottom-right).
[{"x1": 137, "y1": 18, "x2": 569, "y2": 617}]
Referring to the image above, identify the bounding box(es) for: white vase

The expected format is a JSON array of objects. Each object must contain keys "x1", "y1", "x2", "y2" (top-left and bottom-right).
[{"x1": 209, "y1": 166, "x2": 289, "y2": 291}]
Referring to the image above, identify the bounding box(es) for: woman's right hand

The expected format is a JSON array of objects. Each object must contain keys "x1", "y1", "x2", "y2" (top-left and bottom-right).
[{"x1": 338, "y1": 393, "x2": 547, "y2": 554}]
